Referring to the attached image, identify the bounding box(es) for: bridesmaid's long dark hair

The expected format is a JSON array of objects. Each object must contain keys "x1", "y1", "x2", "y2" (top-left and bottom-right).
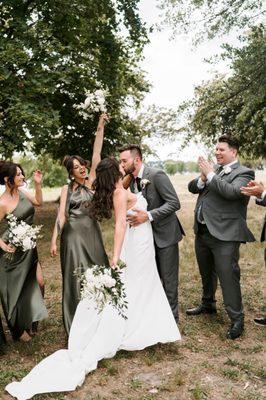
[{"x1": 89, "y1": 158, "x2": 122, "y2": 221}]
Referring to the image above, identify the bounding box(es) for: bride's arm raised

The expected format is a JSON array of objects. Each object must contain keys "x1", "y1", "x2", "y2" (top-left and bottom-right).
[
  {"x1": 50, "y1": 185, "x2": 68, "y2": 257},
  {"x1": 87, "y1": 113, "x2": 109, "y2": 188},
  {"x1": 111, "y1": 188, "x2": 128, "y2": 266}
]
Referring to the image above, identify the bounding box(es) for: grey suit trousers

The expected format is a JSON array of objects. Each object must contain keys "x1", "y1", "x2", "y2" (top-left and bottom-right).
[
  {"x1": 155, "y1": 243, "x2": 179, "y2": 322},
  {"x1": 195, "y1": 225, "x2": 243, "y2": 323}
]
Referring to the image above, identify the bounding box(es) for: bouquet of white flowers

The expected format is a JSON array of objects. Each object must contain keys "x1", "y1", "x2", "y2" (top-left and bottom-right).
[
  {"x1": 76, "y1": 261, "x2": 128, "y2": 319},
  {"x1": 5, "y1": 214, "x2": 43, "y2": 259},
  {"x1": 73, "y1": 88, "x2": 108, "y2": 120}
]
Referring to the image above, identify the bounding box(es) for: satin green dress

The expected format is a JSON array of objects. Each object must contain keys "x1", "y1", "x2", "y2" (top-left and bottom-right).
[
  {"x1": 0, "y1": 313, "x2": 6, "y2": 345},
  {"x1": 0, "y1": 191, "x2": 48, "y2": 340},
  {"x1": 60, "y1": 184, "x2": 109, "y2": 335}
]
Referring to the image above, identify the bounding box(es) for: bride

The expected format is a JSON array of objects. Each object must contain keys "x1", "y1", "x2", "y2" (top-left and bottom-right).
[{"x1": 6, "y1": 157, "x2": 181, "y2": 400}]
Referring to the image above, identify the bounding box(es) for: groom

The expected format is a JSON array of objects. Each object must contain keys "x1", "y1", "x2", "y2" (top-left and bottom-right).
[{"x1": 119, "y1": 144, "x2": 184, "y2": 323}]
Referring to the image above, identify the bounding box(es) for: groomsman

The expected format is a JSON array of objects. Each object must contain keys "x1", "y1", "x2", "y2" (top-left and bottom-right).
[
  {"x1": 241, "y1": 180, "x2": 266, "y2": 326},
  {"x1": 186, "y1": 135, "x2": 255, "y2": 339},
  {"x1": 119, "y1": 144, "x2": 184, "y2": 323}
]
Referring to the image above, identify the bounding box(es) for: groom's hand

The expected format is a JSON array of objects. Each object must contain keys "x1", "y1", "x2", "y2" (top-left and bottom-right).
[{"x1": 127, "y1": 209, "x2": 149, "y2": 227}]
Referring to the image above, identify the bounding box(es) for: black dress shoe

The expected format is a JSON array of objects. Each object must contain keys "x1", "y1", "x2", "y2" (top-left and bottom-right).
[
  {"x1": 254, "y1": 316, "x2": 266, "y2": 326},
  {"x1": 226, "y1": 321, "x2": 244, "y2": 340},
  {"x1": 186, "y1": 304, "x2": 217, "y2": 316}
]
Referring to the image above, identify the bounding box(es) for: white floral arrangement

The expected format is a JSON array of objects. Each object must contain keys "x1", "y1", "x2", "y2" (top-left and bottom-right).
[
  {"x1": 76, "y1": 261, "x2": 128, "y2": 319},
  {"x1": 5, "y1": 214, "x2": 43, "y2": 259},
  {"x1": 140, "y1": 178, "x2": 150, "y2": 189},
  {"x1": 223, "y1": 166, "x2": 232, "y2": 175},
  {"x1": 73, "y1": 88, "x2": 108, "y2": 120}
]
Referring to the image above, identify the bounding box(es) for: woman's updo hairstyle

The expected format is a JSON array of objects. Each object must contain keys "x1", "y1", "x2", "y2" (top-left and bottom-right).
[
  {"x1": 0, "y1": 161, "x2": 25, "y2": 193},
  {"x1": 62, "y1": 155, "x2": 90, "y2": 180},
  {"x1": 89, "y1": 157, "x2": 123, "y2": 221}
]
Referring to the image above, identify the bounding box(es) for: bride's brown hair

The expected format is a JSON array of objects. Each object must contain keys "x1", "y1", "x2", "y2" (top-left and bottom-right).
[{"x1": 89, "y1": 158, "x2": 122, "y2": 221}]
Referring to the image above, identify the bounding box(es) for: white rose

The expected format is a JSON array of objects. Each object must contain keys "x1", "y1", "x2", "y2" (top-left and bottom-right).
[
  {"x1": 95, "y1": 89, "x2": 103, "y2": 97},
  {"x1": 223, "y1": 166, "x2": 232, "y2": 174},
  {"x1": 140, "y1": 179, "x2": 151, "y2": 188},
  {"x1": 102, "y1": 275, "x2": 116, "y2": 288},
  {"x1": 13, "y1": 226, "x2": 28, "y2": 237},
  {"x1": 22, "y1": 237, "x2": 33, "y2": 250},
  {"x1": 84, "y1": 97, "x2": 91, "y2": 108}
]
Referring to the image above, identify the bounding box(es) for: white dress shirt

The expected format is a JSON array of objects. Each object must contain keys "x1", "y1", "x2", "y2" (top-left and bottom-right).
[{"x1": 134, "y1": 164, "x2": 153, "y2": 222}]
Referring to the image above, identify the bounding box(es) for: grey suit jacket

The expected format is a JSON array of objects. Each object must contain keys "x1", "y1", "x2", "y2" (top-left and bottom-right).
[
  {"x1": 256, "y1": 194, "x2": 266, "y2": 242},
  {"x1": 188, "y1": 162, "x2": 255, "y2": 242},
  {"x1": 131, "y1": 165, "x2": 184, "y2": 248}
]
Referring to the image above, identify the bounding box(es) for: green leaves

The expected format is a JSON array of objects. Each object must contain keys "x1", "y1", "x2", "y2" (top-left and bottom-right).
[
  {"x1": 158, "y1": 0, "x2": 265, "y2": 43},
  {"x1": 180, "y1": 26, "x2": 266, "y2": 158},
  {"x1": 0, "y1": 0, "x2": 149, "y2": 160}
]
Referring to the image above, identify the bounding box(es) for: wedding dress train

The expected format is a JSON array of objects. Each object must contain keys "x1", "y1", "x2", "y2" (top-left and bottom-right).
[{"x1": 6, "y1": 193, "x2": 181, "y2": 399}]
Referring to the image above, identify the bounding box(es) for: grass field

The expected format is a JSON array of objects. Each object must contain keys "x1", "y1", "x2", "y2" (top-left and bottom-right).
[{"x1": 0, "y1": 173, "x2": 265, "y2": 400}]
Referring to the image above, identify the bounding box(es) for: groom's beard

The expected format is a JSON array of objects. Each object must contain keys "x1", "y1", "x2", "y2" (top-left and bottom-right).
[{"x1": 124, "y1": 162, "x2": 136, "y2": 175}]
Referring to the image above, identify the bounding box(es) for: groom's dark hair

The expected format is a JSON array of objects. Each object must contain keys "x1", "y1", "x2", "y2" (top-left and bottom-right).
[
  {"x1": 118, "y1": 144, "x2": 142, "y2": 160},
  {"x1": 218, "y1": 135, "x2": 239, "y2": 151}
]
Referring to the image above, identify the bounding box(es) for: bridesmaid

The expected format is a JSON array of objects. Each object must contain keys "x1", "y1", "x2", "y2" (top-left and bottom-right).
[
  {"x1": 0, "y1": 162, "x2": 48, "y2": 342},
  {"x1": 50, "y1": 113, "x2": 110, "y2": 335}
]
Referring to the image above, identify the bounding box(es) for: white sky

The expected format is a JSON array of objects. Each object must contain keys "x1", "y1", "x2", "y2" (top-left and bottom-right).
[{"x1": 138, "y1": 0, "x2": 239, "y2": 161}]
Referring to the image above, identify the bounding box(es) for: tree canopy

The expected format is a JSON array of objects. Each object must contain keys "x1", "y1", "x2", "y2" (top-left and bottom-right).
[
  {"x1": 178, "y1": 26, "x2": 266, "y2": 158},
  {"x1": 155, "y1": 0, "x2": 266, "y2": 159},
  {"x1": 158, "y1": 0, "x2": 265, "y2": 43},
  {"x1": 0, "y1": 0, "x2": 149, "y2": 160}
]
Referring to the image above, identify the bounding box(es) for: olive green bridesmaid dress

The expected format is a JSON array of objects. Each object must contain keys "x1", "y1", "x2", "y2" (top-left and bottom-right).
[
  {"x1": 0, "y1": 191, "x2": 48, "y2": 340},
  {"x1": 60, "y1": 183, "x2": 109, "y2": 335},
  {"x1": 0, "y1": 313, "x2": 6, "y2": 345}
]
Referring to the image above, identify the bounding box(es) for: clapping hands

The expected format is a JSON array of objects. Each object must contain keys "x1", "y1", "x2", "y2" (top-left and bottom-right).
[
  {"x1": 240, "y1": 180, "x2": 264, "y2": 198},
  {"x1": 198, "y1": 156, "x2": 214, "y2": 179}
]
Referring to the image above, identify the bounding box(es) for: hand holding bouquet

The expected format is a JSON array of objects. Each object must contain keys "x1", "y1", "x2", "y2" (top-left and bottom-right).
[
  {"x1": 4, "y1": 214, "x2": 43, "y2": 260},
  {"x1": 74, "y1": 88, "x2": 108, "y2": 120},
  {"x1": 76, "y1": 261, "x2": 128, "y2": 319}
]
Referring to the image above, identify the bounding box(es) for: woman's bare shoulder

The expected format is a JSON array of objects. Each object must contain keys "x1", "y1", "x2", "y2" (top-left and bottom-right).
[
  {"x1": 0, "y1": 194, "x2": 8, "y2": 215},
  {"x1": 113, "y1": 187, "x2": 128, "y2": 200}
]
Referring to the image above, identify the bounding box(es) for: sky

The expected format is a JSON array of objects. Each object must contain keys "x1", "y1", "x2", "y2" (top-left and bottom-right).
[{"x1": 138, "y1": 0, "x2": 238, "y2": 161}]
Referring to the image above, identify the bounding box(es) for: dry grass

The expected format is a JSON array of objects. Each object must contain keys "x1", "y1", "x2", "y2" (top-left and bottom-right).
[{"x1": 0, "y1": 173, "x2": 265, "y2": 400}]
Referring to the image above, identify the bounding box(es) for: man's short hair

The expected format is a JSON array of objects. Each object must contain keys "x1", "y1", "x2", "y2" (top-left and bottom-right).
[
  {"x1": 218, "y1": 135, "x2": 239, "y2": 151},
  {"x1": 118, "y1": 144, "x2": 142, "y2": 160}
]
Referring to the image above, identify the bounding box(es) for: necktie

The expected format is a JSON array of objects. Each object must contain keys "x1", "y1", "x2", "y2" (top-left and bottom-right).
[{"x1": 134, "y1": 177, "x2": 141, "y2": 193}]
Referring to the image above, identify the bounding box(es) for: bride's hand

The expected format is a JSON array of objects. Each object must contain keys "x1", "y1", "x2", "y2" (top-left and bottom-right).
[{"x1": 111, "y1": 256, "x2": 119, "y2": 268}]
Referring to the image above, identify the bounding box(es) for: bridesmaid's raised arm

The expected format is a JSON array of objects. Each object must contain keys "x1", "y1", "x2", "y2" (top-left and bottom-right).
[
  {"x1": 87, "y1": 113, "x2": 109, "y2": 187},
  {"x1": 22, "y1": 170, "x2": 43, "y2": 206}
]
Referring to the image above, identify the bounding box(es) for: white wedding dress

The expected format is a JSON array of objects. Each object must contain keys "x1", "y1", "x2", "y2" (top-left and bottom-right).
[{"x1": 6, "y1": 193, "x2": 181, "y2": 400}]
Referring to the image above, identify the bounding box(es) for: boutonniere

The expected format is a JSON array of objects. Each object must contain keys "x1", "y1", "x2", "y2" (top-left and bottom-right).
[
  {"x1": 223, "y1": 166, "x2": 232, "y2": 175},
  {"x1": 140, "y1": 179, "x2": 150, "y2": 189}
]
